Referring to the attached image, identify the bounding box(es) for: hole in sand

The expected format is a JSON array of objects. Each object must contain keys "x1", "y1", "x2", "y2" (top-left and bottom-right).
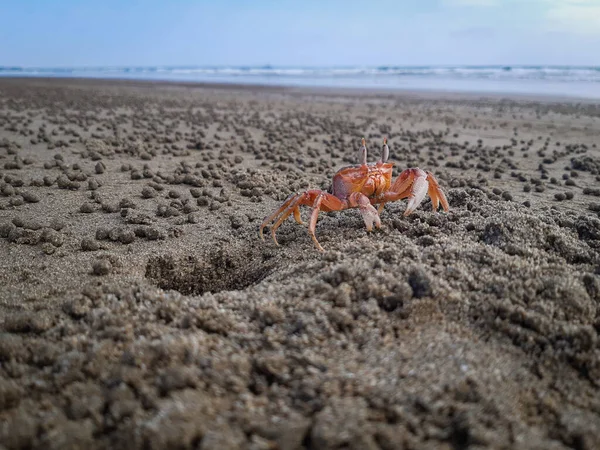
[{"x1": 145, "y1": 244, "x2": 273, "y2": 295}]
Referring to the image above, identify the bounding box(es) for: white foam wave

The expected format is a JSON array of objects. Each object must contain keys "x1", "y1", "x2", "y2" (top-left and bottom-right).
[{"x1": 2, "y1": 65, "x2": 600, "y2": 82}]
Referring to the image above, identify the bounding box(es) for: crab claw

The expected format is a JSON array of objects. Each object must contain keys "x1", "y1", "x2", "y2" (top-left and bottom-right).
[
  {"x1": 353, "y1": 192, "x2": 381, "y2": 231},
  {"x1": 360, "y1": 203, "x2": 381, "y2": 231},
  {"x1": 404, "y1": 168, "x2": 429, "y2": 216}
]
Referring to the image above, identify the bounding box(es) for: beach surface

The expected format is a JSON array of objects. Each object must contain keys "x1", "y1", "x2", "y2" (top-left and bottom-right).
[{"x1": 1, "y1": 78, "x2": 599, "y2": 449}]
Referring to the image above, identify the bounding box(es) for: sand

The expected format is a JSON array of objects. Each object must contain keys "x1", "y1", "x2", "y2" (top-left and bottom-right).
[{"x1": 0, "y1": 77, "x2": 599, "y2": 449}]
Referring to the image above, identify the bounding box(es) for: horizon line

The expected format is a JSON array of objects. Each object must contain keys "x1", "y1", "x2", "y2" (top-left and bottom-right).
[{"x1": 2, "y1": 64, "x2": 600, "y2": 70}]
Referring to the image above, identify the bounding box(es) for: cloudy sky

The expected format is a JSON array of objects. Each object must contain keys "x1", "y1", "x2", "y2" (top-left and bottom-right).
[{"x1": 1, "y1": 0, "x2": 599, "y2": 67}]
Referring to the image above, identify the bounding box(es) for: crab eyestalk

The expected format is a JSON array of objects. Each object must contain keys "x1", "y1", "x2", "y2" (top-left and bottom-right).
[
  {"x1": 359, "y1": 137, "x2": 368, "y2": 165},
  {"x1": 381, "y1": 137, "x2": 389, "y2": 163}
]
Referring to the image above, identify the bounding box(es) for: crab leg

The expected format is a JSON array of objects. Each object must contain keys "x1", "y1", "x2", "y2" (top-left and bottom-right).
[
  {"x1": 259, "y1": 193, "x2": 300, "y2": 241},
  {"x1": 259, "y1": 190, "x2": 348, "y2": 250},
  {"x1": 308, "y1": 195, "x2": 325, "y2": 251},
  {"x1": 269, "y1": 196, "x2": 304, "y2": 245},
  {"x1": 426, "y1": 171, "x2": 449, "y2": 212},
  {"x1": 308, "y1": 192, "x2": 354, "y2": 251},
  {"x1": 293, "y1": 207, "x2": 303, "y2": 225}
]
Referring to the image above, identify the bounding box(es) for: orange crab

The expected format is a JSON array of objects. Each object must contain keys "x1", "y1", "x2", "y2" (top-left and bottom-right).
[{"x1": 259, "y1": 138, "x2": 449, "y2": 251}]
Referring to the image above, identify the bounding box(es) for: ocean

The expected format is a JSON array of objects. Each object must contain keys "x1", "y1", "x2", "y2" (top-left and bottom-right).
[{"x1": 2, "y1": 65, "x2": 600, "y2": 99}]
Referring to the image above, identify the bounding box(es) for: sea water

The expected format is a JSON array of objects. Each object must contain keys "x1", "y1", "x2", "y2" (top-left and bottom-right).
[{"x1": 2, "y1": 65, "x2": 600, "y2": 99}]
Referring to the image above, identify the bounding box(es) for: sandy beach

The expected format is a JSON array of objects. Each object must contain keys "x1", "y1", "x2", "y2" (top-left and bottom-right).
[{"x1": 1, "y1": 77, "x2": 599, "y2": 449}]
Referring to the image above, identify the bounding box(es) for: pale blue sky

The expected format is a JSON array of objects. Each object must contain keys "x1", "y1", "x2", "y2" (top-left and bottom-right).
[{"x1": 1, "y1": 0, "x2": 599, "y2": 67}]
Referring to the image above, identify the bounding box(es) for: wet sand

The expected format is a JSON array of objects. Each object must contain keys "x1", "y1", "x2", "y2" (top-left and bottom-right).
[{"x1": 0, "y1": 77, "x2": 599, "y2": 449}]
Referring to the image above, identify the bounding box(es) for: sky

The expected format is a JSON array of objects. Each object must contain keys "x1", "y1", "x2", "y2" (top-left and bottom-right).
[{"x1": 1, "y1": 0, "x2": 599, "y2": 67}]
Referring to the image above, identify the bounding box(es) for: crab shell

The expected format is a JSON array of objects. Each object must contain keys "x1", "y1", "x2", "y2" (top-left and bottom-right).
[{"x1": 331, "y1": 162, "x2": 394, "y2": 200}]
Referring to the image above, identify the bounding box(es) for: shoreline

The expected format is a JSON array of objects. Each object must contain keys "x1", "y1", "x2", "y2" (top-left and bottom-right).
[{"x1": 3, "y1": 75, "x2": 600, "y2": 104}]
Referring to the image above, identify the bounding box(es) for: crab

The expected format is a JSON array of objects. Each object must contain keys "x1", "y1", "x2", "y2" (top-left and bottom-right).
[{"x1": 259, "y1": 138, "x2": 449, "y2": 251}]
